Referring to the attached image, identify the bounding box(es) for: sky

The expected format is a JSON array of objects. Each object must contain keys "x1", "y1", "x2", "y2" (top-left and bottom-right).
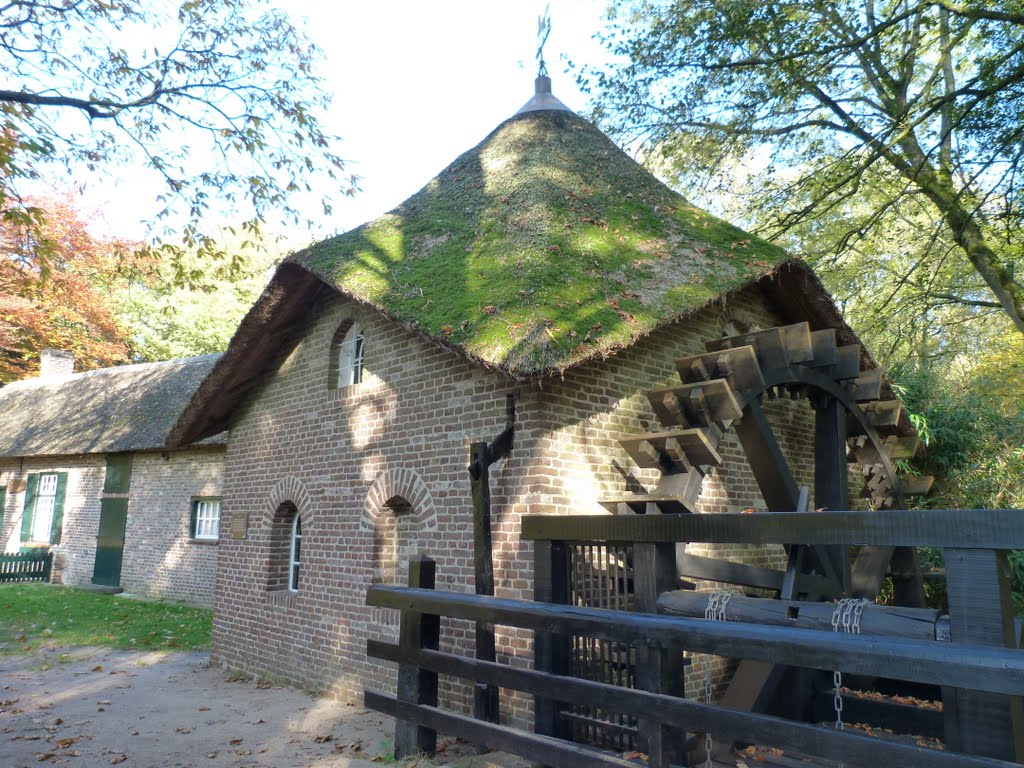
[{"x1": 86, "y1": 0, "x2": 612, "y2": 248}]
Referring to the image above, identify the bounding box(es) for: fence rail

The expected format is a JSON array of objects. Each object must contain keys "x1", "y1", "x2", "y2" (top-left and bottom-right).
[
  {"x1": 365, "y1": 557, "x2": 1024, "y2": 768},
  {"x1": 0, "y1": 550, "x2": 53, "y2": 583}
]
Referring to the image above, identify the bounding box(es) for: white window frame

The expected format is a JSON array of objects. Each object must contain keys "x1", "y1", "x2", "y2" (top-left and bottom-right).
[
  {"x1": 31, "y1": 474, "x2": 58, "y2": 542},
  {"x1": 192, "y1": 498, "x2": 221, "y2": 541},
  {"x1": 336, "y1": 323, "x2": 364, "y2": 388},
  {"x1": 289, "y1": 514, "x2": 302, "y2": 592}
]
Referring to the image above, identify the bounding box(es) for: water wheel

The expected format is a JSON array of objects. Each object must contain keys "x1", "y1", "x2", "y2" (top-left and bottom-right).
[{"x1": 602, "y1": 321, "x2": 934, "y2": 745}]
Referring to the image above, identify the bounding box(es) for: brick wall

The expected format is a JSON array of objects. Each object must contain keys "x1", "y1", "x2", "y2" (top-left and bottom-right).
[
  {"x1": 212, "y1": 283, "x2": 820, "y2": 725},
  {"x1": 119, "y1": 447, "x2": 224, "y2": 607},
  {"x1": 0, "y1": 448, "x2": 224, "y2": 607}
]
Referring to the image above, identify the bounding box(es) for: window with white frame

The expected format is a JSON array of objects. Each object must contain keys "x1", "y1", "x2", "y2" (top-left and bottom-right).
[
  {"x1": 333, "y1": 322, "x2": 364, "y2": 388},
  {"x1": 190, "y1": 498, "x2": 221, "y2": 540},
  {"x1": 31, "y1": 474, "x2": 58, "y2": 542},
  {"x1": 289, "y1": 515, "x2": 302, "y2": 591}
]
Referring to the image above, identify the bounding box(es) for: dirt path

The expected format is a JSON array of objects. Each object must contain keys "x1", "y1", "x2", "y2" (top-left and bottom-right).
[{"x1": 0, "y1": 647, "x2": 488, "y2": 768}]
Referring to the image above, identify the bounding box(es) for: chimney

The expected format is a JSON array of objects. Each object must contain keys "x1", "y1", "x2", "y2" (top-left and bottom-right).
[{"x1": 39, "y1": 349, "x2": 74, "y2": 378}]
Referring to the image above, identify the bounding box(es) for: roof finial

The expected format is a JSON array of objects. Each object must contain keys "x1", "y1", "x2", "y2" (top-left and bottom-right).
[{"x1": 536, "y1": 5, "x2": 551, "y2": 78}]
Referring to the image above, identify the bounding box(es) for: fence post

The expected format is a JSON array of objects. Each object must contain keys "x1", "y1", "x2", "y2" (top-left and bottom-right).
[
  {"x1": 394, "y1": 555, "x2": 440, "y2": 759},
  {"x1": 634, "y1": 542, "x2": 685, "y2": 768},
  {"x1": 533, "y1": 539, "x2": 571, "y2": 740},
  {"x1": 943, "y1": 548, "x2": 1024, "y2": 762}
]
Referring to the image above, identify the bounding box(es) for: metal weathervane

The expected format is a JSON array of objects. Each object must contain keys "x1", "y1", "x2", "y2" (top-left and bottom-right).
[{"x1": 536, "y1": 4, "x2": 551, "y2": 78}]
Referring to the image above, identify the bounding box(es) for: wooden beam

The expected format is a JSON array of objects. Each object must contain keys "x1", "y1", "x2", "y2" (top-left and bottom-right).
[
  {"x1": 618, "y1": 428, "x2": 722, "y2": 471},
  {"x1": 394, "y1": 555, "x2": 440, "y2": 758},
  {"x1": 521, "y1": 509, "x2": 1024, "y2": 550},
  {"x1": 832, "y1": 344, "x2": 862, "y2": 380},
  {"x1": 365, "y1": 586, "x2": 1024, "y2": 696},
  {"x1": 676, "y1": 345, "x2": 765, "y2": 396},
  {"x1": 814, "y1": 395, "x2": 851, "y2": 592},
  {"x1": 533, "y1": 540, "x2": 571, "y2": 741},
  {"x1": 658, "y1": 591, "x2": 944, "y2": 640},
  {"x1": 733, "y1": 396, "x2": 801, "y2": 512},
  {"x1": 806, "y1": 329, "x2": 838, "y2": 368},
  {"x1": 365, "y1": 647, "x2": 1018, "y2": 768}
]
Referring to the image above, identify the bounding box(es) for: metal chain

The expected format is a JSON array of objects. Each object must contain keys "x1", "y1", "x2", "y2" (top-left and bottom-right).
[
  {"x1": 703, "y1": 590, "x2": 734, "y2": 768},
  {"x1": 830, "y1": 598, "x2": 869, "y2": 768}
]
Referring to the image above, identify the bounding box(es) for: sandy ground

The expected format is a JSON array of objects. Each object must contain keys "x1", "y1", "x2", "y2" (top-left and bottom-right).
[{"x1": 0, "y1": 646, "x2": 513, "y2": 768}]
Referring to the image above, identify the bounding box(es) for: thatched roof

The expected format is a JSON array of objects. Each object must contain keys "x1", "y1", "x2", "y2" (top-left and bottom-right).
[
  {"x1": 169, "y1": 103, "x2": 903, "y2": 447},
  {"x1": 293, "y1": 108, "x2": 788, "y2": 377},
  {"x1": 0, "y1": 354, "x2": 224, "y2": 458}
]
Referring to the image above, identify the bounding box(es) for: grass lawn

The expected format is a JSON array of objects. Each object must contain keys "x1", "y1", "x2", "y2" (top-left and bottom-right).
[{"x1": 0, "y1": 583, "x2": 212, "y2": 654}]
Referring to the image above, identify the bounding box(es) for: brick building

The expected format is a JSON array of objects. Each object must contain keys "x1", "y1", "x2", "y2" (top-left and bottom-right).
[
  {"x1": 0, "y1": 351, "x2": 225, "y2": 606},
  {"x1": 169, "y1": 80, "x2": 893, "y2": 713}
]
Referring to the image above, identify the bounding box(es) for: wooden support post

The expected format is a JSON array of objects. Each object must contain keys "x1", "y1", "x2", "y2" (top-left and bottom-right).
[
  {"x1": 633, "y1": 542, "x2": 685, "y2": 768},
  {"x1": 534, "y1": 540, "x2": 572, "y2": 741},
  {"x1": 943, "y1": 548, "x2": 1024, "y2": 762},
  {"x1": 470, "y1": 440, "x2": 499, "y2": 725},
  {"x1": 395, "y1": 555, "x2": 440, "y2": 759},
  {"x1": 812, "y1": 394, "x2": 851, "y2": 593}
]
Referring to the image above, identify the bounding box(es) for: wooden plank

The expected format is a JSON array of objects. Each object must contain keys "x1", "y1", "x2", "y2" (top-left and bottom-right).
[
  {"x1": 807, "y1": 329, "x2": 838, "y2": 368},
  {"x1": 677, "y1": 553, "x2": 784, "y2": 591},
  {"x1": 832, "y1": 344, "x2": 862, "y2": 380},
  {"x1": 619, "y1": 428, "x2": 722, "y2": 469},
  {"x1": 853, "y1": 435, "x2": 920, "y2": 464},
  {"x1": 634, "y1": 543, "x2": 685, "y2": 767},
  {"x1": 814, "y1": 395, "x2": 851, "y2": 592},
  {"x1": 599, "y1": 493, "x2": 697, "y2": 516},
  {"x1": 944, "y1": 548, "x2": 1024, "y2": 762},
  {"x1": 646, "y1": 379, "x2": 743, "y2": 427},
  {"x1": 365, "y1": 586, "x2": 1024, "y2": 696},
  {"x1": 533, "y1": 540, "x2": 571, "y2": 741},
  {"x1": 367, "y1": 691, "x2": 640, "y2": 768},
  {"x1": 521, "y1": 509, "x2": 1024, "y2": 550},
  {"x1": 707, "y1": 323, "x2": 814, "y2": 369},
  {"x1": 845, "y1": 367, "x2": 884, "y2": 401},
  {"x1": 469, "y1": 441, "x2": 499, "y2": 725},
  {"x1": 734, "y1": 396, "x2": 801, "y2": 512},
  {"x1": 657, "y1": 592, "x2": 944, "y2": 640},
  {"x1": 676, "y1": 345, "x2": 766, "y2": 396},
  {"x1": 364, "y1": 647, "x2": 1019, "y2": 768},
  {"x1": 858, "y1": 400, "x2": 903, "y2": 428},
  {"x1": 394, "y1": 555, "x2": 440, "y2": 758}
]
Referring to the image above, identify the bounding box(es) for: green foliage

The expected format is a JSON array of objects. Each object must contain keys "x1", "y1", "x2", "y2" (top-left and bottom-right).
[
  {"x1": 893, "y1": 364, "x2": 1024, "y2": 613},
  {"x1": 115, "y1": 235, "x2": 282, "y2": 361},
  {"x1": 0, "y1": 0, "x2": 357, "y2": 280},
  {"x1": 0, "y1": 584, "x2": 212, "y2": 654},
  {"x1": 587, "y1": 0, "x2": 1024, "y2": 336}
]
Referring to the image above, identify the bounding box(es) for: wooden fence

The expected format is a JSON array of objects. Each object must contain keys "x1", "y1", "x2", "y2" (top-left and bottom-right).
[
  {"x1": 365, "y1": 509, "x2": 1024, "y2": 767},
  {"x1": 0, "y1": 550, "x2": 53, "y2": 583}
]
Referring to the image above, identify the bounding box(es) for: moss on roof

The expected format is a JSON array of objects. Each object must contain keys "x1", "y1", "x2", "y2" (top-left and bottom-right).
[{"x1": 291, "y1": 109, "x2": 787, "y2": 378}]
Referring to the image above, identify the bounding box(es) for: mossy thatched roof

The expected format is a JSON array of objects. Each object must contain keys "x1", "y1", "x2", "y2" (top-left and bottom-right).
[{"x1": 290, "y1": 109, "x2": 788, "y2": 378}]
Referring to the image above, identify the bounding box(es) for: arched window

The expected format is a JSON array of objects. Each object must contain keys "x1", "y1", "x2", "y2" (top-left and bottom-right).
[
  {"x1": 372, "y1": 496, "x2": 413, "y2": 586},
  {"x1": 289, "y1": 514, "x2": 302, "y2": 592},
  {"x1": 330, "y1": 321, "x2": 364, "y2": 389},
  {"x1": 268, "y1": 502, "x2": 302, "y2": 592}
]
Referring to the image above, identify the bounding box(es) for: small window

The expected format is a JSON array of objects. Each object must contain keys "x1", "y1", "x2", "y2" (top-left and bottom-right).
[
  {"x1": 289, "y1": 515, "x2": 302, "y2": 592},
  {"x1": 190, "y1": 498, "x2": 221, "y2": 540},
  {"x1": 330, "y1": 321, "x2": 364, "y2": 389},
  {"x1": 32, "y1": 474, "x2": 58, "y2": 542}
]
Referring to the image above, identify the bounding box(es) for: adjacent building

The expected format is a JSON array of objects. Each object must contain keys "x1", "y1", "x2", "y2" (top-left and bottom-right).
[{"x1": 0, "y1": 350, "x2": 225, "y2": 606}]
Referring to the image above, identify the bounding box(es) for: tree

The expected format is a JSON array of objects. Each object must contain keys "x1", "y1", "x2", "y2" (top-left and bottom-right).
[
  {"x1": 114, "y1": 235, "x2": 281, "y2": 362},
  {"x1": 0, "y1": 0, "x2": 356, "y2": 276},
  {"x1": 587, "y1": 0, "x2": 1024, "y2": 338},
  {"x1": 0, "y1": 195, "x2": 144, "y2": 381}
]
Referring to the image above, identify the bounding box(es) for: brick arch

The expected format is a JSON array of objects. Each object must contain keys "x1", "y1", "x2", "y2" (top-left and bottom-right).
[
  {"x1": 264, "y1": 475, "x2": 313, "y2": 527},
  {"x1": 361, "y1": 468, "x2": 436, "y2": 532}
]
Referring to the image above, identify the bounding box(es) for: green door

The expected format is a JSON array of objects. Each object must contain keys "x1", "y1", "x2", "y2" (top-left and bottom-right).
[{"x1": 92, "y1": 498, "x2": 129, "y2": 586}]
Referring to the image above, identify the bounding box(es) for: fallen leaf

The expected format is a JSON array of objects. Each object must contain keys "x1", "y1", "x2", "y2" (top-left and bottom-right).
[
  {"x1": 176, "y1": 727, "x2": 192, "y2": 734},
  {"x1": 36, "y1": 754, "x2": 55, "y2": 762},
  {"x1": 229, "y1": 738, "x2": 243, "y2": 745},
  {"x1": 91, "y1": 666, "x2": 103, "y2": 673},
  {"x1": 314, "y1": 735, "x2": 333, "y2": 744},
  {"x1": 111, "y1": 755, "x2": 127, "y2": 765}
]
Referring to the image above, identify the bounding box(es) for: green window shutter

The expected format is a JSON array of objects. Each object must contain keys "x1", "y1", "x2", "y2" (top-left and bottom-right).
[
  {"x1": 21, "y1": 474, "x2": 38, "y2": 542},
  {"x1": 189, "y1": 499, "x2": 198, "y2": 538},
  {"x1": 49, "y1": 473, "x2": 67, "y2": 545}
]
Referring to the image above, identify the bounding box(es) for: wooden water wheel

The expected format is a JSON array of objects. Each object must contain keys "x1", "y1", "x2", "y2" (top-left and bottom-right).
[{"x1": 600, "y1": 321, "x2": 936, "y2": 749}]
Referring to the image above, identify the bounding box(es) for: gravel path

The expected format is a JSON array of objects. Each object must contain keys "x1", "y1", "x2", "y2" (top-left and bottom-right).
[{"x1": 0, "y1": 647, "x2": 482, "y2": 768}]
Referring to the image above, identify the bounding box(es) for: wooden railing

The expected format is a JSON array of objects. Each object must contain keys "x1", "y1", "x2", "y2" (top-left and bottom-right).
[
  {"x1": 0, "y1": 550, "x2": 53, "y2": 583},
  {"x1": 364, "y1": 509, "x2": 1024, "y2": 767}
]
